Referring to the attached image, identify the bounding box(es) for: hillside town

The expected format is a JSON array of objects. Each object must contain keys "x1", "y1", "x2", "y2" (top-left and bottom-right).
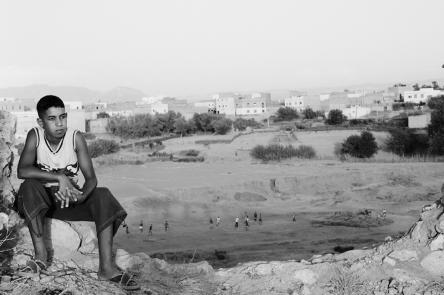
[{"x1": 1, "y1": 82, "x2": 441, "y2": 139}]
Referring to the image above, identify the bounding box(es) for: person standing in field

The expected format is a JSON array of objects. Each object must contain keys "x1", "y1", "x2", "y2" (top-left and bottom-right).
[
  {"x1": 234, "y1": 216, "x2": 239, "y2": 229},
  {"x1": 216, "y1": 216, "x2": 221, "y2": 226},
  {"x1": 259, "y1": 213, "x2": 263, "y2": 224},
  {"x1": 139, "y1": 220, "x2": 143, "y2": 233},
  {"x1": 148, "y1": 224, "x2": 153, "y2": 235},
  {"x1": 254, "y1": 211, "x2": 257, "y2": 222},
  {"x1": 164, "y1": 220, "x2": 169, "y2": 232}
]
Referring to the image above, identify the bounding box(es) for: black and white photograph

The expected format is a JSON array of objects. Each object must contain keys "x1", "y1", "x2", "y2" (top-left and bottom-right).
[{"x1": 1, "y1": 1, "x2": 444, "y2": 294}]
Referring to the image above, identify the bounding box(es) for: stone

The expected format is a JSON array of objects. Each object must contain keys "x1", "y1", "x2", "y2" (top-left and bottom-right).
[
  {"x1": 389, "y1": 249, "x2": 418, "y2": 261},
  {"x1": 115, "y1": 248, "x2": 144, "y2": 270},
  {"x1": 383, "y1": 256, "x2": 396, "y2": 266},
  {"x1": 69, "y1": 222, "x2": 98, "y2": 254},
  {"x1": 393, "y1": 268, "x2": 414, "y2": 282},
  {"x1": 421, "y1": 251, "x2": 444, "y2": 276},
  {"x1": 0, "y1": 213, "x2": 9, "y2": 230},
  {"x1": 255, "y1": 264, "x2": 273, "y2": 276},
  {"x1": 429, "y1": 234, "x2": 444, "y2": 251},
  {"x1": 334, "y1": 249, "x2": 372, "y2": 262},
  {"x1": 10, "y1": 253, "x2": 28, "y2": 267},
  {"x1": 19, "y1": 219, "x2": 81, "y2": 259},
  {"x1": 293, "y1": 269, "x2": 318, "y2": 285},
  {"x1": 435, "y1": 220, "x2": 444, "y2": 233}
]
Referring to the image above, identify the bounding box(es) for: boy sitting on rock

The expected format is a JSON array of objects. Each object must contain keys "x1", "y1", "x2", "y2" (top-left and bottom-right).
[{"x1": 17, "y1": 95, "x2": 139, "y2": 291}]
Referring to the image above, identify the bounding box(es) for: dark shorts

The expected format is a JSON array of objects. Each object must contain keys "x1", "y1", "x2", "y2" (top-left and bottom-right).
[{"x1": 17, "y1": 179, "x2": 127, "y2": 237}]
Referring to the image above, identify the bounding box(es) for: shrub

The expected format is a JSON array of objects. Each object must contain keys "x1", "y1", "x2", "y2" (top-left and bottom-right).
[
  {"x1": 294, "y1": 145, "x2": 316, "y2": 159},
  {"x1": 274, "y1": 107, "x2": 299, "y2": 122},
  {"x1": 340, "y1": 131, "x2": 378, "y2": 158},
  {"x1": 83, "y1": 133, "x2": 96, "y2": 140},
  {"x1": 211, "y1": 118, "x2": 232, "y2": 135},
  {"x1": 302, "y1": 108, "x2": 317, "y2": 119},
  {"x1": 384, "y1": 129, "x2": 429, "y2": 156},
  {"x1": 180, "y1": 149, "x2": 200, "y2": 157},
  {"x1": 327, "y1": 109, "x2": 346, "y2": 125},
  {"x1": 427, "y1": 97, "x2": 444, "y2": 155},
  {"x1": 250, "y1": 144, "x2": 316, "y2": 161},
  {"x1": 87, "y1": 139, "x2": 120, "y2": 158},
  {"x1": 233, "y1": 118, "x2": 262, "y2": 131}
]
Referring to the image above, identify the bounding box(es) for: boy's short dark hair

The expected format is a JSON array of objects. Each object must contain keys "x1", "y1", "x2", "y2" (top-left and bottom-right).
[{"x1": 37, "y1": 95, "x2": 65, "y2": 118}]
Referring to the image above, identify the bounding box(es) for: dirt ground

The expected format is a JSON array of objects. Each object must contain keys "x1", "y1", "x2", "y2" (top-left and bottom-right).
[{"x1": 94, "y1": 130, "x2": 444, "y2": 267}]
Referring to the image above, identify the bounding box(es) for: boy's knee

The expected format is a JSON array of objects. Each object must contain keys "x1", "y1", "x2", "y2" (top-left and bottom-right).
[{"x1": 19, "y1": 179, "x2": 44, "y2": 194}]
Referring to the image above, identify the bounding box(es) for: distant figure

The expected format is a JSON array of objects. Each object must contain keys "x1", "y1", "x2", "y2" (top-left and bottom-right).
[
  {"x1": 292, "y1": 214, "x2": 296, "y2": 223},
  {"x1": 254, "y1": 211, "x2": 257, "y2": 222},
  {"x1": 258, "y1": 213, "x2": 263, "y2": 225},
  {"x1": 216, "y1": 216, "x2": 221, "y2": 226},
  {"x1": 139, "y1": 220, "x2": 144, "y2": 233},
  {"x1": 125, "y1": 225, "x2": 130, "y2": 235},
  {"x1": 164, "y1": 220, "x2": 169, "y2": 232},
  {"x1": 245, "y1": 216, "x2": 249, "y2": 230},
  {"x1": 382, "y1": 209, "x2": 387, "y2": 219},
  {"x1": 209, "y1": 217, "x2": 213, "y2": 224},
  {"x1": 235, "y1": 217, "x2": 239, "y2": 229},
  {"x1": 122, "y1": 220, "x2": 127, "y2": 229},
  {"x1": 148, "y1": 224, "x2": 153, "y2": 235}
]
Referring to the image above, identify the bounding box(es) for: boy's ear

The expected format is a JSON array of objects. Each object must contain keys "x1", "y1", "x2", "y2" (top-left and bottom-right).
[{"x1": 36, "y1": 118, "x2": 44, "y2": 128}]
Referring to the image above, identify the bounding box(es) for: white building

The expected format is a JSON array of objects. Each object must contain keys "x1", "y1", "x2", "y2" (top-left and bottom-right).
[
  {"x1": 403, "y1": 88, "x2": 444, "y2": 104},
  {"x1": 150, "y1": 101, "x2": 168, "y2": 114},
  {"x1": 341, "y1": 105, "x2": 372, "y2": 119},
  {"x1": 284, "y1": 95, "x2": 305, "y2": 112},
  {"x1": 64, "y1": 101, "x2": 83, "y2": 111},
  {"x1": 214, "y1": 93, "x2": 237, "y2": 115},
  {"x1": 236, "y1": 97, "x2": 268, "y2": 115},
  {"x1": 136, "y1": 96, "x2": 164, "y2": 105}
]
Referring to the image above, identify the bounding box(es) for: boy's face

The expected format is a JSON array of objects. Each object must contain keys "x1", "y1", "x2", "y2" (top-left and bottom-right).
[{"x1": 37, "y1": 107, "x2": 68, "y2": 139}]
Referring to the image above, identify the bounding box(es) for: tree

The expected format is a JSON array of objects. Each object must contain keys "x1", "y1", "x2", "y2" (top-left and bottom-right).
[
  {"x1": 275, "y1": 107, "x2": 299, "y2": 121},
  {"x1": 193, "y1": 113, "x2": 221, "y2": 132},
  {"x1": 173, "y1": 117, "x2": 190, "y2": 136},
  {"x1": 326, "y1": 109, "x2": 346, "y2": 125},
  {"x1": 211, "y1": 118, "x2": 232, "y2": 134},
  {"x1": 384, "y1": 129, "x2": 428, "y2": 156},
  {"x1": 427, "y1": 95, "x2": 444, "y2": 155},
  {"x1": 97, "y1": 112, "x2": 110, "y2": 119},
  {"x1": 302, "y1": 108, "x2": 317, "y2": 119},
  {"x1": 340, "y1": 131, "x2": 378, "y2": 158},
  {"x1": 432, "y1": 81, "x2": 440, "y2": 90},
  {"x1": 412, "y1": 83, "x2": 420, "y2": 91}
]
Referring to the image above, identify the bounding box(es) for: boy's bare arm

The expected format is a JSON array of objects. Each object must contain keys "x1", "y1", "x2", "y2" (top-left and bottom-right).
[
  {"x1": 17, "y1": 130, "x2": 75, "y2": 204},
  {"x1": 17, "y1": 129, "x2": 62, "y2": 182},
  {"x1": 75, "y1": 132, "x2": 98, "y2": 202}
]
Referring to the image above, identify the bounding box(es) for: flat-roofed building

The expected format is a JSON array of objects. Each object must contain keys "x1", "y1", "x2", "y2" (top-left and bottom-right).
[
  {"x1": 214, "y1": 93, "x2": 237, "y2": 115},
  {"x1": 404, "y1": 88, "x2": 444, "y2": 104}
]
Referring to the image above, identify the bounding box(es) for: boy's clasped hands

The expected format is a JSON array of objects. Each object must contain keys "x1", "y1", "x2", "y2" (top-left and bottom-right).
[{"x1": 55, "y1": 174, "x2": 85, "y2": 208}]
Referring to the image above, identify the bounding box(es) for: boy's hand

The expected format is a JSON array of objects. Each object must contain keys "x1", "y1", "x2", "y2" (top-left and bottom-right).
[{"x1": 57, "y1": 174, "x2": 82, "y2": 208}]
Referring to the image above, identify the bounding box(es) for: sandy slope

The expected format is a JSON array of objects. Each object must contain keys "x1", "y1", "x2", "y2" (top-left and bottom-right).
[{"x1": 94, "y1": 130, "x2": 444, "y2": 267}]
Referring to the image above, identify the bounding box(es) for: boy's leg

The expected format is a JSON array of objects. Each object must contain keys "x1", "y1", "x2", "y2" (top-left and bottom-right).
[
  {"x1": 17, "y1": 179, "x2": 54, "y2": 263},
  {"x1": 97, "y1": 223, "x2": 120, "y2": 279},
  {"x1": 48, "y1": 187, "x2": 127, "y2": 277}
]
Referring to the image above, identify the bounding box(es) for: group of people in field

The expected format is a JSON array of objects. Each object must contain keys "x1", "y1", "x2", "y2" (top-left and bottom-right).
[
  {"x1": 122, "y1": 219, "x2": 169, "y2": 235},
  {"x1": 210, "y1": 211, "x2": 264, "y2": 231}
]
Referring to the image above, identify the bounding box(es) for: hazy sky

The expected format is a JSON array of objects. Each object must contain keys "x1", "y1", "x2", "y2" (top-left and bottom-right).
[{"x1": 2, "y1": 0, "x2": 444, "y2": 96}]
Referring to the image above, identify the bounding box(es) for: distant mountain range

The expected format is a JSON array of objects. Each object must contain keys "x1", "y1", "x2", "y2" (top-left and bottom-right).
[{"x1": 0, "y1": 84, "x2": 147, "y2": 103}]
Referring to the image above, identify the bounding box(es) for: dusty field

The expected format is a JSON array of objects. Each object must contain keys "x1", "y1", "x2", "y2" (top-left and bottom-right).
[{"x1": 94, "y1": 130, "x2": 444, "y2": 267}]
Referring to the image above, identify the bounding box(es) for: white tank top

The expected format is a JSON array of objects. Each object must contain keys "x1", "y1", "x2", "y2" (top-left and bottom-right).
[{"x1": 34, "y1": 127, "x2": 80, "y2": 188}]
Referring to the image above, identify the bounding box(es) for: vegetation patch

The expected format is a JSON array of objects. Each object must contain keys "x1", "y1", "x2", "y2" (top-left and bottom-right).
[
  {"x1": 87, "y1": 139, "x2": 120, "y2": 158},
  {"x1": 250, "y1": 144, "x2": 316, "y2": 161}
]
